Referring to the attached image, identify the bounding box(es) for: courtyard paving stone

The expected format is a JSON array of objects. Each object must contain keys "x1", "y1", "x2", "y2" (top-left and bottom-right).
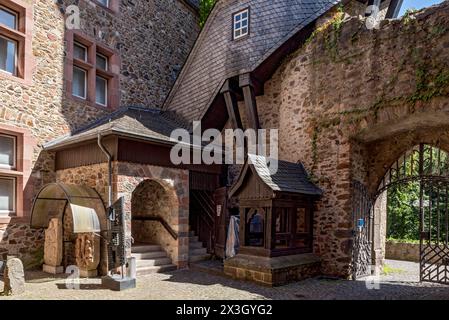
[{"x1": 0, "y1": 260, "x2": 448, "y2": 300}]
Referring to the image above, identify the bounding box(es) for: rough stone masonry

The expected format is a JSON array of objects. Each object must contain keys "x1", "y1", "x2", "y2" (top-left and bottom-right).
[
  {"x1": 0, "y1": 0, "x2": 199, "y2": 267},
  {"x1": 252, "y1": 3, "x2": 449, "y2": 277}
]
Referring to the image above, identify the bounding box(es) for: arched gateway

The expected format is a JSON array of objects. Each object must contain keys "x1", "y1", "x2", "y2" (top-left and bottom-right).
[{"x1": 353, "y1": 144, "x2": 449, "y2": 284}]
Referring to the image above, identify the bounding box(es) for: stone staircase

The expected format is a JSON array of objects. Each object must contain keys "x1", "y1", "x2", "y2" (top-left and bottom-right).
[
  {"x1": 189, "y1": 231, "x2": 211, "y2": 263},
  {"x1": 131, "y1": 244, "x2": 177, "y2": 276}
]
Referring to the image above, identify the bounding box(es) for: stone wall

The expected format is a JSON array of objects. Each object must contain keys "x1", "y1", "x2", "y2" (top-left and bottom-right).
[
  {"x1": 253, "y1": 3, "x2": 449, "y2": 277},
  {"x1": 56, "y1": 163, "x2": 111, "y2": 275},
  {"x1": 59, "y1": 0, "x2": 200, "y2": 108},
  {"x1": 0, "y1": 224, "x2": 44, "y2": 269},
  {"x1": 56, "y1": 161, "x2": 190, "y2": 269},
  {"x1": 0, "y1": 0, "x2": 198, "y2": 265},
  {"x1": 385, "y1": 241, "x2": 420, "y2": 262},
  {"x1": 224, "y1": 253, "x2": 322, "y2": 287},
  {"x1": 116, "y1": 162, "x2": 190, "y2": 268},
  {"x1": 131, "y1": 180, "x2": 178, "y2": 263}
]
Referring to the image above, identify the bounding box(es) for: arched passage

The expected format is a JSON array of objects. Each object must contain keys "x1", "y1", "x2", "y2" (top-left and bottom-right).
[
  {"x1": 353, "y1": 144, "x2": 449, "y2": 284},
  {"x1": 30, "y1": 183, "x2": 108, "y2": 276},
  {"x1": 131, "y1": 179, "x2": 180, "y2": 264}
]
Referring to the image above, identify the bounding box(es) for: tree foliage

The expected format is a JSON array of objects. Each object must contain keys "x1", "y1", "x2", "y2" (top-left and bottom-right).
[
  {"x1": 387, "y1": 182, "x2": 420, "y2": 241},
  {"x1": 387, "y1": 146, "x2": 449, "y2": 242},
  {"x1": 199, "y1": 0, "x2": 217, "y2": 27}
]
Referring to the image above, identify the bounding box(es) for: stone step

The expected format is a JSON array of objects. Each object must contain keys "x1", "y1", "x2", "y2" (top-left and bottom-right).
[
  {"x1": 132, "y1": 251, "x2": 167, "y2": 260},
  {"x1": 189, "y1": 241, "x2": 204, "y2": 249},
  {"x1": 189, "y1": 254, "x2": 211, "y2": 263},
  {"x1": 190, "y1": 247, "x2": 207, "y2": 256},
  {"x1": 131, "y1": 245, "x2": 162, "y2": 253},
  {"x1": 136, "y1": 264, "x2": 177, "y2": 276},
  {"x1": 189, "y1": 236, "x2": 199, "y2": 242},
  {"x1": 136, "y1": 257, "x2": 172, "y2": 267}
]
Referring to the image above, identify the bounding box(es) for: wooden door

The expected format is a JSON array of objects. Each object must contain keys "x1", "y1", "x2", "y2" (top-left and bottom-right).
[{"x1": 213, "y1": 187, "x2": 229, "y2": 259}]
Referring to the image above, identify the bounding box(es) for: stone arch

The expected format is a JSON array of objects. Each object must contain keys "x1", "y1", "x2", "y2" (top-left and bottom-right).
[
  {"x1": 130, "y1": 179, "x2": 180, "y2": 265},
  {"x1": 356, "y1": 128, "x2": 449, "y2": 195},
  {"x1": 366, "y1": 141, "x2": 449, "y2": 273}
]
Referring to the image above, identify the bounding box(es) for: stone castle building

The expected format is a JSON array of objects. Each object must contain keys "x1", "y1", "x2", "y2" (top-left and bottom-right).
[
  {"x1": 1, "y1": 0, "x2": 449, "y2": 286},
  {"x1": 0, "y1": 0, "x2": 199, "y2": 267}
]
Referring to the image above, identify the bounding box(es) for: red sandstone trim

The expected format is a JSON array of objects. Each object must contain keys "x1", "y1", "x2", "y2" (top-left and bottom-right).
[
  {"x1": 0, "y1": 0, "x2": 34, "y2": 85},
  {"x1": 65, "y1": 30, "x2": 121, "y2": 110},
  {"x1": 0, "y1": 124, "x2": 35, "y2": 223},
  {"x1": 83, "y1": 0, "x2": 120, "y2": 15}
]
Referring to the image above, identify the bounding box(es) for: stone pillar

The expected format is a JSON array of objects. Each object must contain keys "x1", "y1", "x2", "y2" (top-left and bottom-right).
[
  {"x1": 373, "y1": 190, "x2": 387, "y2": 275},
  {"x1": 2, "y1": 257, "x2": 25, "y2": 296},
  {"x1": 43, "y1": 218, "x2": 64, "y2": 274}
]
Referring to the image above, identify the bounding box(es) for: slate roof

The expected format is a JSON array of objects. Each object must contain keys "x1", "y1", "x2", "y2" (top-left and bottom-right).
[
  {"x1": 231, "y1": 154, "x2": 323, "y2": 197},
  {"x1": 184, "y1": 0, "x2": 200, "y2": 10},
  {"x1": 164, "y1": 0, "x2": 340, "y2": 121},
  {"x1": 44, "y1": 106, "x2": 191, "y2": 150}
]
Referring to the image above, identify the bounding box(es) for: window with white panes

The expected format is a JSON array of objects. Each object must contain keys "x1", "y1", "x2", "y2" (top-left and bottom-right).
[{"x1": 233, "y1": 9, "x2": 249, "y2": 40}]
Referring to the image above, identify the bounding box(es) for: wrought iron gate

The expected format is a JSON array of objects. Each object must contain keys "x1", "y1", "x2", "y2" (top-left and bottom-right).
[
  {"x1": 352, "y1": 180, "x2": 374, "y2": 279},
  {"x1": 365, "y1": 143, "x2": 449, "y2": 285},
  {"x1": 419, "y1": 178, "x2": 449, "y2": 284}
]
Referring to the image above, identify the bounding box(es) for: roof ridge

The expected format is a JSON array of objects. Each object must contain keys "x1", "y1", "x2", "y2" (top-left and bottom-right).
[{"x1": 71, "y1": 106, "x2": 166, "y2": 136}]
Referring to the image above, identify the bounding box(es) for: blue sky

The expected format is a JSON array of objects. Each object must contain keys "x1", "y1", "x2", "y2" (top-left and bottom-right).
[{"x1": 399, "y1": 0, "x2": 445, "y2": 16}]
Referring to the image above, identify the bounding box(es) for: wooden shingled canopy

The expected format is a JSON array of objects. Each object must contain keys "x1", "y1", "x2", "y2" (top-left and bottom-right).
[{"x1": 229, "y1": 154, "x2": 322, "y2": 257}]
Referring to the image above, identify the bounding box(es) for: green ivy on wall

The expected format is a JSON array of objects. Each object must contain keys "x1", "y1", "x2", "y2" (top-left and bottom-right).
[{"x1": 306, "y1": 10, "x2": 449, "y2": 173}]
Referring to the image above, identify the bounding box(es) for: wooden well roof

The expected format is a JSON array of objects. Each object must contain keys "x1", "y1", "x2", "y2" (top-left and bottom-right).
[{"x1": 230, "y1": 154, "x2": 322, "y2": 200}]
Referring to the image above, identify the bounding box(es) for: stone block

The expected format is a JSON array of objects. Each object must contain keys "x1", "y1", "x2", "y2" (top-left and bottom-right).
[
  {"x1": 43, "y1": 264, "x2": 64, "y2": 274},
  {"x1": 2, "y1": 258, "x2": 25, "y2": 296},
  {"x1": 224, "y1": 253, "x2": 321, "y2": 286},
  {"x1": 101, "y1": 275, "x2": 136, "y2": 291},
  {"x1": 79, "y1": 269, "x2": 98, "y2": 278}
]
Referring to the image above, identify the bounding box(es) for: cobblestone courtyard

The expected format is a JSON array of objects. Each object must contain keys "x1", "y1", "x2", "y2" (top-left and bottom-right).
[{"x1": 1, "y1": 260, "x2": 449, "y2": 300}]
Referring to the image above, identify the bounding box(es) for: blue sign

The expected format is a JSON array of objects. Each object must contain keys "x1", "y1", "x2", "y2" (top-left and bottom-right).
[{"x1": 357, "y1": 218, "x2": 365, "y2": 229}]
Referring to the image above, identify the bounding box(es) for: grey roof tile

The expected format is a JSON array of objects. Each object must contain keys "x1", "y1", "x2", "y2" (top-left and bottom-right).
[
  {"x1": 164, "y1": 0, "x2": 340, "y2": 122},
  {"x1": 248, "y1": 154, "x2": 323, "y2": 196},
  {"x1": 44, "y1": 106, "x2": 191, "y2": 150}
]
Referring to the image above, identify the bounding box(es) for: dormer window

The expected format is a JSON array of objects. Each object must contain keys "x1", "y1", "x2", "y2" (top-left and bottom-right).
[{"x1": 233, "y1": 8, "x2": 249, "y2": 40}]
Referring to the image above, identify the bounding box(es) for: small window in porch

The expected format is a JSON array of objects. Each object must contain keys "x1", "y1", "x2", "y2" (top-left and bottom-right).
[
  {"x1": 296, "y1": 208, "x2": 307, "y2": 233},
  {"x1": 275, "y1": 208, "x2": 290, "y2": 248},
  {"x1": 247, "y1": 209, "x2": 264, "y2": 247}
]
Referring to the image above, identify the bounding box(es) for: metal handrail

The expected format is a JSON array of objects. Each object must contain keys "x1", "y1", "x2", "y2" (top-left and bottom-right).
[{"x1": 133, "y1": 215, "x2": 178, "y2": 240}]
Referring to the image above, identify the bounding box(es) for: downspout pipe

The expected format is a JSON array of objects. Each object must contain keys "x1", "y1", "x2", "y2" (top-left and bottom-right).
[
  {"x1": 97, "y1": 133, "x2": 113, "y2": 209},
  {"x1": 97, "y1": 133, "x2": 117, "y2": 278}
]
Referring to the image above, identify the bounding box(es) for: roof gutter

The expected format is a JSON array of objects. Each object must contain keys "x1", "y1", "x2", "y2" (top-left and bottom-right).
[
  {"x1": 97, "y1": 133, "x2": 113, "y2": 209},
  {"x1": 44, "y1": 129, "x2": 227, "y2": 155}
]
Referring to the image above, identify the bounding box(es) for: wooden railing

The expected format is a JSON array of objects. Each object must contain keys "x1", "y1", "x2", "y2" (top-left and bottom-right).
[
  {"x1": 133, "y1": 216, "x2": 178, "y2": 240},
  {"x1": 191, "y1": 190, "x2": 215, "y2": 253}
]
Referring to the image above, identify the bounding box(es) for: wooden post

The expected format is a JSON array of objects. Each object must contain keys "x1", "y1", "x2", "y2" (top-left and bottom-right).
[
  {"x1": 221, "y1": 79, "x2": 243, "y2": 130},
  {"x1": 239, "y1": 73, "x2": 260, "y2": 130}
]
